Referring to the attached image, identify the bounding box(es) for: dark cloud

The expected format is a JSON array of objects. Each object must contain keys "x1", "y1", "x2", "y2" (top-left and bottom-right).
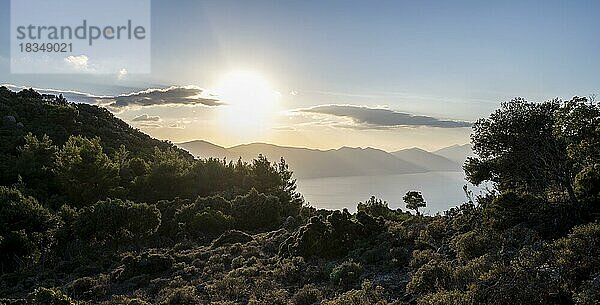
[
  {"x1": 131, "y1": 114, "x2": 161, "y2": 122},
  {"x1": 102, "y1": 86, "x2": 222, "y2": 110},
  {"x1": 2, "y1": 84, "x2": 222, "y2": 112},
  {"x1": 301, "y1": 104, "x2": 472, "y2": 128}
]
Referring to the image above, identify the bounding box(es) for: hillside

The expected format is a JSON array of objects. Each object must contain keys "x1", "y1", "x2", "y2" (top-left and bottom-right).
[{"x1": 0, "y1": 87, "x2": 191, "y2": 159}]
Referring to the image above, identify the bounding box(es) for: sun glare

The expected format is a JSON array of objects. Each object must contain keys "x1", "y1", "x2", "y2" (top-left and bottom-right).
[{"x1": 213, "y1": 71, "x2": 280, "y2": 137}]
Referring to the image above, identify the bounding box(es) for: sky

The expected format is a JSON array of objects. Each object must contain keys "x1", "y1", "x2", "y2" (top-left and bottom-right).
[{"x1": 1, "y1": 0, "x2": 599, "y2": 151}]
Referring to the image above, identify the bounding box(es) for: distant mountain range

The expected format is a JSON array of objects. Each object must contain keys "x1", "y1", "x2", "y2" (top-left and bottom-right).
[
  {"x1": 432, "y1": 144, "x2": 474, "y2": 164},
  {"x1": 178, "y1": 140, "x2": 473, "y2": 179}
]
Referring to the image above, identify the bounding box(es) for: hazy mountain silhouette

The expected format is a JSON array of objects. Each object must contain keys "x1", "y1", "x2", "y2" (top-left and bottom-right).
[
  {"x1": 391, "y1": 147, "x2": 461, "y2": 171},
  {"x1": 178, "y1": 140, "x2": 466, "y2": 178},
  {"x1": 432, "y1": 144, "x2": 473, "y2": 164}
]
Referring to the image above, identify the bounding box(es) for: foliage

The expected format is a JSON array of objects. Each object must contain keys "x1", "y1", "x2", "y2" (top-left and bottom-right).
[
  {"x1": 231, "y1": 188, "x2": 282, "y2": 231},
  {"x1": 56, "y1": 135, "x2": 118, "y2": 206},
  {"x1": 0, "y1": 186, "x2": 58, "y2": 271},
  {"x1": 404, "y1": 191, "x2": 426, "y2": 215},
  {"x1": 176, "y1": 197, "x2": 233, "y2": 240},
  {"x1": 74, "y1": 199, "x2": 160, "y2": 248},
  {"x1": 280, "y1": 210, "x2": 385, "y2": 258},
  {"x1": 465, "y1": 97, "x2": 600, "y2": 204},
  {"x1": 117, "y1": 252, "x2": 175, "y2": 281},
  {"x1": 552, "y1": 223, "x2": 600, "y2": 289},
  {"x1": 358, "y1": 196, "x2": 409, "y2": 221},
  {"x1": 33, "y1": 287, "x2": 77, "y2": 305},
  {"x1": 451, "y1": 230, "x2": 498, "y2": 262},
  {"x1": 329, "y1": 259, "x2": 363, "y2": 286},
  {"x1": 323, "y1": 281, "x2": 389, "y2": 305}
]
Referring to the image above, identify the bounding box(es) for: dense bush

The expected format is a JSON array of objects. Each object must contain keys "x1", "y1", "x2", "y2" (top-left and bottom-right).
[
  {"x1": 33, "y1": 287, "x2": 77, "y2": 305},
  {"x1": 117, "y1": 253, "x2": 175, "y2": 281},
  {"x1": 0, "y1": 186, "x2": 58, "y2": 271},
  {"x1": 74, "y1": 199, "x2": 160, "y2": 248},
  {"x1": 175, "y1": 195, "x2": 233, "y2": 240},
  {"x1": 329, "y1": 259, "x2": 363, "y2": 287},
  {"x1": 407, "y1": 259, "x2": 454, "y2": 295},
  {"x1": 280, "y1": 210, "x2": 385, "y2": 258},
  {"x1": 552, "y1": 223, "x2": 600, "y2": 289},
  {"x1": 323, "y1": 281, "x2": 389, "y2": 305},
  {"x1": 451, "y1": 230, "x2": 498, "y2": 262},
  {"x1": 231, "y1": 188, "x2": 282, "y2": 231},
  {"x1": 55, "y1": 135, "x2": 118, "y2": 206},
  {"x1": 177, "y1": 206, "x2": 233, "y2": 239}
]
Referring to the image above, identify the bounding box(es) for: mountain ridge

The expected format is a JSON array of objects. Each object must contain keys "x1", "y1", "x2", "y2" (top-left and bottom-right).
[{"x1": 178, "y1": 140, "x2": 469, "y2": 179}]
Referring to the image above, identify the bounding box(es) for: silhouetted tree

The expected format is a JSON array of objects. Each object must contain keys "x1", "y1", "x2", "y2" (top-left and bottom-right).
[
  {"x1": 465, "y1": 97, "x2": 599, "y2": 205},
  {"x1": 404, "y1": 191, "x2": 426, "y2": 215}
]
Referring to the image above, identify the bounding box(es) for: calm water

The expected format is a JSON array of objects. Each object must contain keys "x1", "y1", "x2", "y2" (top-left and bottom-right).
[{"x1": 296, "y1": 171, "x2": 488, "y2": 214}]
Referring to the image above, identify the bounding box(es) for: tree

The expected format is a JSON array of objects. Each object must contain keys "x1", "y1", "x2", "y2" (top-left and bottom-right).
[
  {"x1": 357, "y1": 196, "x2": 389, "y2": 218},
  {"x1": 404, "y1": 191, "x2": 426, "y2": 215},
  {"x1": 55, "y1": 135, "x2": 118, "y2": 206},
  {"x1": 16, "y1": 133, "x2": 59, "y2": 199},
  {"x1": 465, "y1": 97, "x2": 600, "y2": 205}
]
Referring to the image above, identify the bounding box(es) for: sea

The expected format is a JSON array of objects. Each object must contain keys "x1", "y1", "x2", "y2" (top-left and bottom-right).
[{"x1": 296, "y1": 171, "x2": 490, "y2": 214}]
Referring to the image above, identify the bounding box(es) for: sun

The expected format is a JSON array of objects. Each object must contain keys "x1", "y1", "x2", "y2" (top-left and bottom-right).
[{"x1": 213, "y1": 70, "x2": 280, "y2": 137}]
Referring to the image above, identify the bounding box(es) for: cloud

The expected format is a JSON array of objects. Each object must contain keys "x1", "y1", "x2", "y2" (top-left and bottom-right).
[
  {"x1": 1, "y1": 84, "x2": 222, "y2": 112},
  {"x1": 131, "y1": 114, "x2": 161, "y2": 122},
  {"x1": 299, "y1": 104, "x2": 472, "y2": 129},
  {"x1": 118, "y1": 68, "x2": 128, "y2": 80},
  {"x1": 138, "y1": 123, "x2": 162, "y2": 128},
  {"x1": 99, "y1": 86, "x2": 222, "y2": 111},
  {"x1": 65, "y1": 55, "x2": 93, "y2": 71}
]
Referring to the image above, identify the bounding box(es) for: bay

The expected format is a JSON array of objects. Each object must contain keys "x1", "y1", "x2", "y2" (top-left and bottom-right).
[{"x1": 296, "y1": 171, "x2": 489, "y2": 214}]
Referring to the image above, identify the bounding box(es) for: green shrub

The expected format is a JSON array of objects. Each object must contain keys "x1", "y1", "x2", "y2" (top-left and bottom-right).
[
  {"x1": 0, "y1": 186, "x2": 58, "y2": 271},
  {"x1": 33, "y1": 287, "x2": 77, "y2": 305},
  {"x1": 117, "y1": 253, "x2": 174, "y2": 280},
  {"x1": 157, "y1": 285, "x2": 198, "y2": 305},
  {"x1": 407, "y1": 260, "x2": 454, "y2": 295},
  {"x1": 176, "y1": 202, "x2": 233, "y2": 239},
  {"x1": 483, "y1": 192, "x2": 544, "y2": 231},
  {"x1": 155, "y1": 198, "x2": 189, "y2": 239},
  {"x1": 409, "y1": 250, "x2": 445, "y2": 270},
  {"x1": 553, "y1": 223, "x2": 600, "y2": 288},
  {"x1": 292, "y1": 284, "x2": 322, "y2": 305},
  {"x1": 417, "y1": 290, "x2": 473, "y2": 305},
  {"x1": 65, "y1": 275, "x2": 108, "y2": 300},
  {"x1": 55, "y1": 135, "x2": 118, "y2": 206},
  {"x1": 451, "y1": 230, "x2": 498, "y2": 262},
  {"x1": 280, "y1": 210, "x2": 384, "y2": 259},
  {"x1": 330, "y1": 259, "x2": 363, "y2": 287},
  {"x1": 323, "y1": 281, "x2": 389, "y2": 305},
  {"x1": 575, "y1": 164, "x2": 600, "y2": 216},
  {"x1": 74, "y1": 199, "x2": 160, "y2": 247},
  {"x1": 231, "y1": 189, "x2": 282, "y2": 231}
]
